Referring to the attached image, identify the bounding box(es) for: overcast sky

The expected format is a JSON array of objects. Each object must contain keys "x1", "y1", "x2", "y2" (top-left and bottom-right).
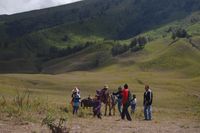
[{"x1": 0, "y1": 0, "x2": 82, "y2": 15}]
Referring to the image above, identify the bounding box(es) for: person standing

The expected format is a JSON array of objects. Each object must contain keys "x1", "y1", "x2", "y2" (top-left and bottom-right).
[
  {"x1": 93, "y1": 94, "x2": 102, "y2": 119},
  {"x1": 113, "y1": 86, "x2": 123, "y2": 115},
  {"x1": 143, "y1": 85, "x2": 153, "y2": 120},
  {"x1": 72, "y1": 91, "x2": 81, "y2": 115},
  {"x1": 121, "y1": 84, "x2": 132, "y2": 121},
  {"x1": 71, "y1": 87, "x2": 80, "y2": 106},
  {"x1": 130, "y1": 94, "x2": 137, "y2": 114}
]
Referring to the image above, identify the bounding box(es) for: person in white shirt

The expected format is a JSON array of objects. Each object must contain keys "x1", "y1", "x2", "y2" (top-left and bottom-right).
[{"x1": 130, "y1": 94, "x2": 137, "y2": 114}]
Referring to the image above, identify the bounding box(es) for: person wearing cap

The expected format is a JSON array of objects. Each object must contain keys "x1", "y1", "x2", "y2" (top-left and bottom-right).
[
  {"x1": 143, "y1": 85, "x2": 153, "y2": 120},
  {"x1": 121, "y1": 84, "x2": 132, "y2": 121},
  {"x1": 71, "y1": 87, "x2": 81, "y2": 107},
  {"x1": 113, "y1": 86, "x2": 123, "y2": 115}
]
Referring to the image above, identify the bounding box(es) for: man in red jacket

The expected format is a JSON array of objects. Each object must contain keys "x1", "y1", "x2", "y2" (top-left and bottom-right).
[{"x1": 121, "y1": 84, "x2": 132, "y2": 121}]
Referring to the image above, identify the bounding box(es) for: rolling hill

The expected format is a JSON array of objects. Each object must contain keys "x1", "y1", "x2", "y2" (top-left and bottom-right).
[
  {"x1": 0, "y1": 0, "x2": 200, "y2": 73},
  {"x1": 0, "y1": 1, "x2": 200, "y2": 131}
]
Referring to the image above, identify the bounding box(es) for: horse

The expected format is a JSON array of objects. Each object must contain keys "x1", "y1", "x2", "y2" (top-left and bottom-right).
[
  {"x1": 96, "y1": 89, "x2": 117, "y2": 116},
  {"x1": 81, "y1": 98, "x2": 94, "y2": 108},
  {"x1": 81, "y1": 96, "x2": 104, "y2": 118}
]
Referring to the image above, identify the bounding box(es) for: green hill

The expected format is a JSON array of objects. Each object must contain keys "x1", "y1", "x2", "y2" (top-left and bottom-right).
[
  {"x1": 0, "y1": 0, "x2": 200, "y2": 73},
  {"x1": 1, "y1": 0, "x2": 200, "y2": 38}
]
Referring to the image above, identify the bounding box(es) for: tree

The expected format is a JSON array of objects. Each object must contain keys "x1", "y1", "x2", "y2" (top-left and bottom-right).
[
  {"x1": 130, "y1": 38, "x2": 137, "y2": 48},
  {"x1": 130, "y1": 36, "x2": 147, "y2": 52},
  {"x1": 176, "y1": 28, "x2": 188, "y2": 38},
  {"x1": 171, "y1": 32, "x2": 176, "y2": 40},
  {"x1": 171, "y1": 28, "x2": 189, "y2": 40}
]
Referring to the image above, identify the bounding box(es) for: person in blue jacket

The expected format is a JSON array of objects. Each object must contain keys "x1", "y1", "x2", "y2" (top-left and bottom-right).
[
  {"x1": 113, "y1": 86, "x2": 123, "y2": 115},
  {"x1": 72, "y1": 91, "x2": 81, "y2": 115}
]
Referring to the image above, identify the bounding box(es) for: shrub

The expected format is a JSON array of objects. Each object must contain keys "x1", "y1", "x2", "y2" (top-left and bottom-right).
[
  {"x1": 42, "y1": 114, "x2": 69, "y2": 133},
  {"x1": 130, "y1": 36, "x2": 147, "y2": 52},
  {"x1": 171, "y1": 28, "x2": 190, "y2": 40}
]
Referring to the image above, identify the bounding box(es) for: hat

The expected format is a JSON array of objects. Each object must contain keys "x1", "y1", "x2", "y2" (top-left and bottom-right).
[
  {"x1": 104, "y1": 84, "x2": 109, "y2": 89},
  {"x1": 118, "y1": 86, "x2": 122, "y2": 91},
  {"x1": 73, "y1": 87, "x2": 79, "y2": 93}
]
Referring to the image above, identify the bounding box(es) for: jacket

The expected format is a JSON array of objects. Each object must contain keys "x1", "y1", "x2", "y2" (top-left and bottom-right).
[
  {"x1": 143, "y1": 89, "x2": 153, "y2": 106},
  {"x1": 122, "y1": 88, "x2": 129, "y2": 105},
  {"x1": 113, "y1": 90, "x2": 123, "y2": 99}
]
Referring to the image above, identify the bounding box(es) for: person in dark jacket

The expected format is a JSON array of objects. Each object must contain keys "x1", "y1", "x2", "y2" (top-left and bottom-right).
[
  {"x1": 93, "y1": 94, "x2": 102, "y2": 119},
  {"x1": 143, "y1": 85, "x2": 153, "y2": 120},
  {"x1": 113, "y1": 86, "x2": 123, "y2": 115},
  {"x1": 121, "y1": 84, "x2": 132, "y2": 121}
]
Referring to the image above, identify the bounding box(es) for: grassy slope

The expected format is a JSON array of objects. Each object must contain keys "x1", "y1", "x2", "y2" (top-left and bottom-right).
[
  {"x1": 0, "y1": 37, "x2": 200, "y2": 120},
  {"x1": 0, "y1": 1, "x2": 200, "y2": 121},
  {"x1": 1, "y1": 11, "x2": 199, "y2": 74}
]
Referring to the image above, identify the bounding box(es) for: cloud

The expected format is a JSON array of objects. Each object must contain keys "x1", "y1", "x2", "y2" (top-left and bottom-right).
[{"x1": 0, "y1": 0, "x2": 82, "y2": 15}]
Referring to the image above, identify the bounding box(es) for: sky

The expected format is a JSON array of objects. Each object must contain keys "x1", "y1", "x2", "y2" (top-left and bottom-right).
[{"x1": 0, "y1": 0, "x2": 82, "y2": 15}]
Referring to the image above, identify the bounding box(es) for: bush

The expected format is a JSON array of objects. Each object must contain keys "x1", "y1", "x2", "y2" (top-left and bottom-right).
[
  {"x1": 42, "y1": 114, "x2": 69, "y2": 133},
  {"x1": 171, "y1": 28, "x2": 189, "y2": 40},
  {"x1": 130, "y1": 36, "x2": 147, "y2": 52}
]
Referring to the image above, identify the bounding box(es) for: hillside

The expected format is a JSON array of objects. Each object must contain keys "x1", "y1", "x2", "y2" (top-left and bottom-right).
[
  {"x1": 0, "y1": 0, "x2": 200, "y2": 73},
  {"x1": 0, "y1": 36, "x2": 200, "y2": 132},
  {"x1": 1, "y1": 0, "x2": 200, "y2": 39}
]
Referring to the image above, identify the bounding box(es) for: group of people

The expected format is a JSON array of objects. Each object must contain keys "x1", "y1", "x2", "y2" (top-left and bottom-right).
[
  {"x1": 113, "y1": 84, "x2": 135, "y2": 121},
  {"x1": 113, "y1": 84, "x2": 153, "y2": 121},
  {"x1": 70, "y1": 84, "x2": 153, "y2": 121}
]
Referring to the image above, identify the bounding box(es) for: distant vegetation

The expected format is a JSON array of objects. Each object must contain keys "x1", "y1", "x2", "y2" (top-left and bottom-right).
[
  {"x1": 130, "y1": 36, "x2": 148, "y2": 52},
  {"x1": 46, "y1": 42, "x2": 92, "y2": 59},
  {"x1": 171, "y1": 28, "x2": 190, "y2": 40},
  {"x1": 111, "y1": 36, "x2": 148, "y2": 56},
  {"x1": 0, "y1": 0, "x2": 200, "y2": 73}
]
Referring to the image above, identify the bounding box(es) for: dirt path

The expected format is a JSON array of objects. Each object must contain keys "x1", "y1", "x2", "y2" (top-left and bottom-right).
[
  {"x1": 69, "y1": 116, "x2": 200, "y2": 133},
  {"x1": 1, "y1": 116, "x2": 200, "y2": 133}
]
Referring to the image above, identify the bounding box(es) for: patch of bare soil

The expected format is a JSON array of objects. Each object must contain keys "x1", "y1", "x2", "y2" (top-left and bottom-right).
[
  {"x1": 0, "y1": 120, "x2": 49, "y2": 133},
  {"x1": 0, "y1": 116, "x2": 200, "y2": 133},
  {"x1": 69, "y1": 116, "x2": 200, "y2": 133}
]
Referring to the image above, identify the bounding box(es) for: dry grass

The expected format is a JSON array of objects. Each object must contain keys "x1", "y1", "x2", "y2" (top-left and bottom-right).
[{"x1": 0, "y1": 38, "x2": 200, "y2": 132}]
